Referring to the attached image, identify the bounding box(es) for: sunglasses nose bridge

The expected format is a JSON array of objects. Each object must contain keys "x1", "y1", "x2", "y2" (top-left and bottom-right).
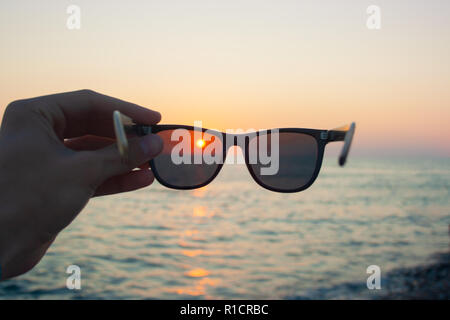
[{"x1": 223, "y1": 133, "x2": 249, "y2": 152}]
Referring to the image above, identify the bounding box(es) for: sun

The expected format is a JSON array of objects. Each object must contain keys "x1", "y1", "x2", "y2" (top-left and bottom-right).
[{"x1": 196, "y1": 139, "x2": 206, "y2": 148}]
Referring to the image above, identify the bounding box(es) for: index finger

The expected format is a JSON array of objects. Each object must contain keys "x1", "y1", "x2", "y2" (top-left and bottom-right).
[{"x1": 44, "y1": 89, "x2": 161, "y2": 138}]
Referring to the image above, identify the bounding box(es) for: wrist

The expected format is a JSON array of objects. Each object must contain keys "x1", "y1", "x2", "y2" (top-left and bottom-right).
[{"x1": 0, "y1": 213, "x2": 55, "y2": 280}]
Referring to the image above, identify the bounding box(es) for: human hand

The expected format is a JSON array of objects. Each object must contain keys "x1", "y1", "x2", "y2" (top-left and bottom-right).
[{"x1": 0, "y1": 90, "x2": 163, "y2": 279}]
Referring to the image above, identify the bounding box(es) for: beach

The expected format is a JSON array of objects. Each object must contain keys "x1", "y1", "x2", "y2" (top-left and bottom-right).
[{"x1": 380, "y1": 251, "x2": 449, "y2": 300}]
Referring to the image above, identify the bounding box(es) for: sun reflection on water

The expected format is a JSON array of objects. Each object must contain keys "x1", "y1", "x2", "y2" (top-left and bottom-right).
[
  {"x1": 185, "y1": 268, "x2": 210, "y2": 278},
  {"x1": 170, "y1": 278, "x2": 220, "y2": 297},
  {"x1": 182, "y1": 250, "x2": 204, "y2": 257},
  {"x1": 193, "y1": 206, "x2": 215, "y2": 218},
  {"x1": 192, "y1": 186, "x2": 208, "y2": 198}
]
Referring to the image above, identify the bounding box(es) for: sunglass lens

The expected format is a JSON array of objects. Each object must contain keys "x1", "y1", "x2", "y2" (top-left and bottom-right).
[
  {"x1": 248, "y1": 132, "x2": 319, "y2": 192},
  {"x1": 151, "y1": 129, "x2": 224, "y2": 189}
]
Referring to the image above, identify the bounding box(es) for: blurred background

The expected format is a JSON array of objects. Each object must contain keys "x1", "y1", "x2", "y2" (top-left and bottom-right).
[{"x1": 0, "y1": 0, "x2": 449, "y2": 299}]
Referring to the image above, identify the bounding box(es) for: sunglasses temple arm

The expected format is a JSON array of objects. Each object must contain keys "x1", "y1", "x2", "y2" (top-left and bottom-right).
[
  {"x1": 327, "y1": 122, "x2": 356, "y2": 167},
  {"x1": 113, "y1": 110, "x2": 153, "y2": 161},
  {"x1": 339, "y1": 122, "x2": 356, "y2": 166}
]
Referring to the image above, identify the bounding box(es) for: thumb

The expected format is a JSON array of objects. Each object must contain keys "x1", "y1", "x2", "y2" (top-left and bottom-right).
[{"x1": 84, "y1": 133, "x2": 163, "y2": 183}]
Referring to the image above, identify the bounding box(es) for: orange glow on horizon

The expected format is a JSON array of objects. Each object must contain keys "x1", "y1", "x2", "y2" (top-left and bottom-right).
[{"x1": 0, "y1": 2, "x2": 449, "y2": 157}]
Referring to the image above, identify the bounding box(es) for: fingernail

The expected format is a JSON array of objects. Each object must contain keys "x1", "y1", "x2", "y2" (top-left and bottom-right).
[{"x1": 140, "y1": 134, "x2": 163, "y2": 157}]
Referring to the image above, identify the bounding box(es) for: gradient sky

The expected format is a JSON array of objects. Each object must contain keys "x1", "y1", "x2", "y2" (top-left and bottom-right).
[{"x1": 0, "y1": 0, "x2": 449, "y2": 156}]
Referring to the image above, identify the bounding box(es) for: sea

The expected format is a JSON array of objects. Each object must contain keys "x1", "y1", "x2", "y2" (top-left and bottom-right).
[{"x1": 0, "y1": 156, "x2": 449, "y2": 299}]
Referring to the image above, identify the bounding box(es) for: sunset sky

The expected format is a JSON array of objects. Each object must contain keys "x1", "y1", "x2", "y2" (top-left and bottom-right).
[{"x1": 1, "y1": 0, "x2": 449, "y2": 156}]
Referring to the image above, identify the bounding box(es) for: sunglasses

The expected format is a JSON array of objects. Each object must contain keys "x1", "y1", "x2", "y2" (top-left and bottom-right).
[{"x1": 113, "y1": 111, "x2": 355, "y2": 193}]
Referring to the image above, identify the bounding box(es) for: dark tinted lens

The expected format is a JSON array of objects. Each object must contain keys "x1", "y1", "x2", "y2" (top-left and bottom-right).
[
  {"x1": 152, "y1": 129, "x2": 224, "y2": 188},
  {"x1": 248, "y1": 132, "x2": 318, "y2": 191}
]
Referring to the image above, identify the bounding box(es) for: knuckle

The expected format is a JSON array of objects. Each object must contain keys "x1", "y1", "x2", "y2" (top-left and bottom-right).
[
  {"x1": 77, "y1": 89, "x2": 98, "y2": 109},
  {"x1": 5, "y1": 99, "x2": 28, "y2": 114},
  {"x1": 78, "y1": 89, "x2": 97, "y2": 97},
  {"x1": 3, "y1": 99, "x2": 39, "y2": 124}
]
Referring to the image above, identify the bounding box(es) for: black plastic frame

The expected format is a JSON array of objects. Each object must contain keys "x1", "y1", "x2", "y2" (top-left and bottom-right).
[{"x1": 132, "y1": 124, "x2": 353, "y2": 193}]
